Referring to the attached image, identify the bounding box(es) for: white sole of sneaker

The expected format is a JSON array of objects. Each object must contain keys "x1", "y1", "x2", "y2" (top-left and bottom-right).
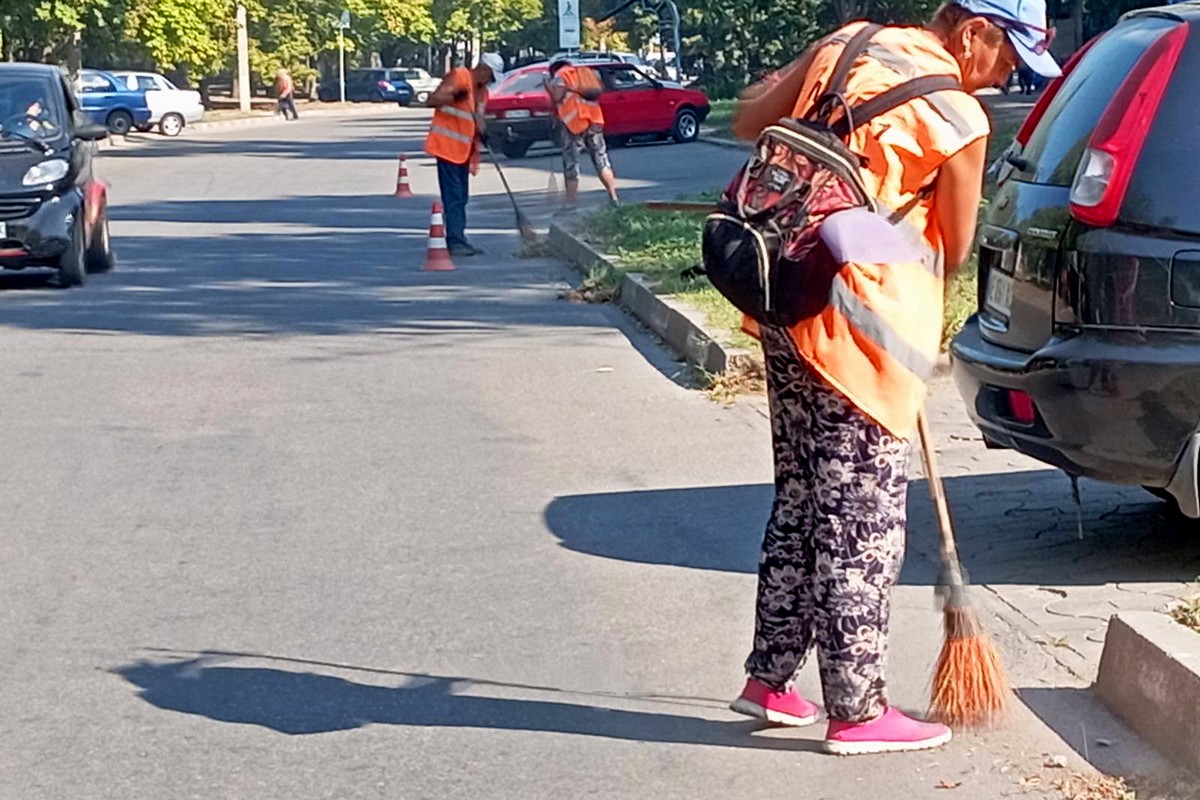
[
  {"x1": 822, "y1": 728, "x2": 953, "y2": 756},
  {"x1": 729, "y1": 697, "x2": 820, "y2": 728}
]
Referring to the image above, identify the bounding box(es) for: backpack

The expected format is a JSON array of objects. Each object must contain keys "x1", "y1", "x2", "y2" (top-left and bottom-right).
[{"x1": 701, "y1": 24, "x2": 962, "y2": 327}]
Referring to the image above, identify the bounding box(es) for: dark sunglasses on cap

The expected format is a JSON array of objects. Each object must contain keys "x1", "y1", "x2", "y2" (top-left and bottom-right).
[{"x1": 985, "y1": 14, "x2": 1057, "y2": 55}]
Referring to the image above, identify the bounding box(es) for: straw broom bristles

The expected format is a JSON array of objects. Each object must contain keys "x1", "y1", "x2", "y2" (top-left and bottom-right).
[
  {"x1": 929, "y1": 602, "x2": 1010, "y2": 727},
  {"x1": 916, "y1": 410, "x2": 1012, "y2": 729}
]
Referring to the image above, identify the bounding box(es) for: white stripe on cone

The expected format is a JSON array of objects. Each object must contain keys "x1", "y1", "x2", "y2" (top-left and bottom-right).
[
  {"x1": 428, "y1": 237, "x2": 447, "y2": 249},
  {"x1": 431, "y1": 213, "x2": 444, "y2": 225}
]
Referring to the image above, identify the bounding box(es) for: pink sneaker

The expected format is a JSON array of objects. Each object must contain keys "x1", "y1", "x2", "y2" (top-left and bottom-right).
[
  {"x1": 729, "y1": 678, "x2": 821, "y2": 727},
  {"x1": 824, "y1": 707, "x2": 952, "y2": 755}
]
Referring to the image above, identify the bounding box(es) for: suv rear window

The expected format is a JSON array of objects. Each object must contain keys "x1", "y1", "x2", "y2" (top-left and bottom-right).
[
  {"x1": 1017, "y1": 15, "x2": 1178, "y2": 186},
  {"x1": 1121, "y1": 28, "x2": 1200, "y2": 234}
]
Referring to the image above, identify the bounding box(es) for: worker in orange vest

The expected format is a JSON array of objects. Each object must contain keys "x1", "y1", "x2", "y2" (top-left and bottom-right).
[
  {"x1": 425, "y1": 53, "x2": 503, "y2": 257},
  {"x1": 543, "y1": 60, "x2": 620, "y2": 208},
  {"x1": 726, "y1": 0, "x2": 1059, "y2": 756}
]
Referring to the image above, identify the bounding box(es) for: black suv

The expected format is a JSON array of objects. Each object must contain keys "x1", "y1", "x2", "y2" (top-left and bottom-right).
[
  {"x1": 0, "y1": 63, "x2": 113, "y2": 286},
  {"x1": 952, "y1": 5, "x2": 1200, "y2": 516}
]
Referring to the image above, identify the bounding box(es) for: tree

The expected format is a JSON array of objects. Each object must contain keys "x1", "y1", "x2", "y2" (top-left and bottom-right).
[
  {"x1": 583, "y1": 15, "x2": 629, "y2": 50},
  {"x1": 122, "y1": 0, "x2": 234, "y2": 77}
]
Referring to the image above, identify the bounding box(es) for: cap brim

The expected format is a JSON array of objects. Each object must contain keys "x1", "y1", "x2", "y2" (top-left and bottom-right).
[{"x1": 1009, "y1": 28, "x2": 1062, "y2": 77}]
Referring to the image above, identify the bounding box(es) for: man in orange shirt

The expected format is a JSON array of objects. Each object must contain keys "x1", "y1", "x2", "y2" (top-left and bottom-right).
[
  {"x1": 425, "y1": 54, "x2": 503, "y2": 257},
  {"x1": 275, "y1": 69, "x2": 298, "y2": 121},
  {"x1": 544, "y1": 60, "x2": 619, "y2": 208}
]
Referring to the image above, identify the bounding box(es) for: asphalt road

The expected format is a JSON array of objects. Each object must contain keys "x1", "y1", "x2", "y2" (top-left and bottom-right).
[{"x1": 0, "y1": 110, "x2": 1168, "y2": 798}]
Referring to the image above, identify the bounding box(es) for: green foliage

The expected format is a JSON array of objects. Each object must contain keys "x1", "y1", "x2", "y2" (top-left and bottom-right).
[{"x1": 123, "y1": 0, "x2": 233, "y2": 74}]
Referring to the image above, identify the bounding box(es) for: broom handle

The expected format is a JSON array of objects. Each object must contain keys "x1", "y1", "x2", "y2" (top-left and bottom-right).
[{"x1": 916, "y1": 409, "x2": 964, "y2": 590}]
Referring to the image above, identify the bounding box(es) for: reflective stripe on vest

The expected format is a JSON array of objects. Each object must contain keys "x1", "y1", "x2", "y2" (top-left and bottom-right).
[
  {"x1": 828, "y1": 276, "x2": 934, "y2": 380},
  {"x1": 425, "y1": 68, "x2": 476, "y2": 164}
]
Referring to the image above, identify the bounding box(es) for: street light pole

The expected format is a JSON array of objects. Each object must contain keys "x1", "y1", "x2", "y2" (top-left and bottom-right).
[{"x1": 338, "y1": 27, "x2": 346, "y2": 103}]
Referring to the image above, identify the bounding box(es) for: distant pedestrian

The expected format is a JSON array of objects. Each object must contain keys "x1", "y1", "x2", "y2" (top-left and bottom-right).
[
  {"x1": 424, "y1": 53, "x2": 503, "y2": 257},
  {"x1": 727, "y1": 0, "x2": 1060, "y2": 756},
  {"x1": 276, "y1": 69, "x2": 299, "y2": 120},
  {"x1": 544, "y1": 60, "x2": 619, "y2": 208},
  {"x1": 1017, "y1": 64, "x2": 1036, "y2": 94}
]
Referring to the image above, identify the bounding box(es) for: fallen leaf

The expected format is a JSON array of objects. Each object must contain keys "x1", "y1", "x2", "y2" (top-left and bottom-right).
[
  {"x1": 936, "y1": 780, "x2": 962, "y2": 789},
  {"x1": 1018, "y1": 775, "x2": 1043, "y2": 787}
]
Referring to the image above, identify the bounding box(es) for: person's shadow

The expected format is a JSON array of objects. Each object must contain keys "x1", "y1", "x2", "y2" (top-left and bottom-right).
[{"x1": 114, "y1": 656, "x2": 819, "y2": 750}]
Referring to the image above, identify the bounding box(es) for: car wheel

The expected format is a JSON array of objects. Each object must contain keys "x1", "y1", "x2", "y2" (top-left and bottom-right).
[
  {"x1": 500, "y1": 140, "x2": 532, "y2": 159},
  {"x1": 86, "y1": 210, "x2": 115, "y2": 274},
  {"x1": 106, "y1": 110, "x2": 134, "y2": 137},
  {"x1": 416, "y1": 91, "x2": 430, "y2": 103},
  {"x1": 135, "y1": 124, "x2": 152, "y2": 133},
  {"x1": 57, "y1": 216, "x2": 87, "y2": 287},
  {"x1": 672, "y1": 108, "x2": 700, "y2": 143},
  {"x1": 159, "y1": 113, "x2": 185, "y2": 137}
]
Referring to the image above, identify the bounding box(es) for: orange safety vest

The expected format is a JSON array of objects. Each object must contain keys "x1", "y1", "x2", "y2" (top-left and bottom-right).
[
  {"x1": 425, "y1": 67, "x2": 477, "y2": 165},
  {"x1": 554, "y1": 65, "x2": 604, "y2": 135},
  {"x1": 763, "y1": 22, "x2": 989, "y2": 438}
]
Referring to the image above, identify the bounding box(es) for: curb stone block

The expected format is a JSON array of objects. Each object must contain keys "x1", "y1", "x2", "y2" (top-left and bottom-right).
[
  {"x1": 549, "y1": 221, "x2": 745, "y2": 375},
  {"x1": 1094, "y1": 611, "x2": 1200, "y2": 769}
]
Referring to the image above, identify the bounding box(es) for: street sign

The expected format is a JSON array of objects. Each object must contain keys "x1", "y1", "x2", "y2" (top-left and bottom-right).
[
  {"x1": 558, "y1": 0, "x2": 580, "y2": 50},
  {"x1": 337, "y1": 10, "x2": 351, "y2": 29}
]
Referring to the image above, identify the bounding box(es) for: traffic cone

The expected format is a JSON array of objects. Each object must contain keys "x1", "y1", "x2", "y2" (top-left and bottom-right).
[
  {"x1": 422, "y1": 201, "x2": 456, "y2": 272},
  {"x1": 394, "y1": 154, "x2": 414, "y2": 198}
]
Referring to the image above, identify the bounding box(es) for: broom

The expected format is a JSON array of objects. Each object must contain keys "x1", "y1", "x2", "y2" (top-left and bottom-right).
[
  {"x1": 481, "y1": 139, "x2": 539, "y2": 246},
  {"x1": 916, "y1": 409, "x2": 1010, "y2": 727}
]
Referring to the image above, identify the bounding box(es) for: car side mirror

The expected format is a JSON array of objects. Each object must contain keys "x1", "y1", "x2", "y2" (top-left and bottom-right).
[{"x1": 76, "y1": 124, "x2": 109, "y2": 141}]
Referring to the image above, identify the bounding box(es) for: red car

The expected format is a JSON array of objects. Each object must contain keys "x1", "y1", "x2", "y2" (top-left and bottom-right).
[{"x1": 484, "y1": 61, "x2": 710, "y2": 158}]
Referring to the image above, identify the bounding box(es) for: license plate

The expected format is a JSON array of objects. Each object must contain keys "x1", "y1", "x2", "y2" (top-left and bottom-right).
[
  {"x1": 505, "y1": 109, "x2": 531, "y2": 119},
  {"x1": 0, "y1": 221, "x2": 7, "y2": 240},
  {"x1": 985, "y1": 270, "x2": 1015, "y2": 318}
]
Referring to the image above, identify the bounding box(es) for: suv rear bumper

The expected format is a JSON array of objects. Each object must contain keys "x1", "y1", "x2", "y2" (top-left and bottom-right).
[{"x1": 951, "y1": 319, "x2": 1200, "y2": 515}]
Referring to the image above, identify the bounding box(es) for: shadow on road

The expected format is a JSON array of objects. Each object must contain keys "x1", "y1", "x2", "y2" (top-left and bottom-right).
[
  {"x1": 542, "y1": 472, "x2": 1200, "y2": 585},
  {"x1": 112, "y1": 654, "x2": 819, "y2": 749}
]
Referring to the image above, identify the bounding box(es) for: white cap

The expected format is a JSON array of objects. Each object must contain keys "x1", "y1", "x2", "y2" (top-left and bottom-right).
[{"x1": 477, "y1": 52, "x2": 505, "y2": 88}]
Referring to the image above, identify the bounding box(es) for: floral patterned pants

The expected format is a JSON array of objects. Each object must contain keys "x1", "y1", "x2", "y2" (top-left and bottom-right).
[{"x1": 744, "y1": 326, "x2": 910, "y2": 723}]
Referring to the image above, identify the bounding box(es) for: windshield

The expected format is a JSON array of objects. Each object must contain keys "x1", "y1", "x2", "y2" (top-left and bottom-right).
[{"x1": 0, "y1": 75, "x2": 65, "y2": 141}]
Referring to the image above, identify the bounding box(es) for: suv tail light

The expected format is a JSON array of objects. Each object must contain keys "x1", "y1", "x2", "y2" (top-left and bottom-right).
[{"x1": 1069, "y1": 22, "x2": 1189, "y2": 227}]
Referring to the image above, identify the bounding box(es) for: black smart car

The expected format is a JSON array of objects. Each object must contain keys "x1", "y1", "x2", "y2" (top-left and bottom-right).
[
  {"x1": 0, "y1": 63, "x2": 113, "y2": 287},
  {"x1": 952, "y1": 5, "x2": 1200, "y2": 516}
]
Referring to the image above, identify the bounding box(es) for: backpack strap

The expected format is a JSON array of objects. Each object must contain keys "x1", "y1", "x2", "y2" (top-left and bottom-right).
[
  {"x1": 820, "y1": 23, "x2": 888, "y2": 103},
  {"x1": 830, "y1": 74, "x2": 963, "y2": 137}
]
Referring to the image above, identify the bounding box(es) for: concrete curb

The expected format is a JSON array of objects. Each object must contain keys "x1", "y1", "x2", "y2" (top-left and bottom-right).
[
  {"x1": 547, "y1": 221, "x2": 753, "y2": 375},
  {"x1": 1095, "y1": 611, "x2": 1200, "y2": 769},
  {"x1": 699, "y1": 133, "x2": 747, "y2": 150},
  {"x1": 97, "y1": 105, "x2": 403, "y2": 150},
  {"x1": 190, "y1": 104, "x2": 401, "y2": 133}
]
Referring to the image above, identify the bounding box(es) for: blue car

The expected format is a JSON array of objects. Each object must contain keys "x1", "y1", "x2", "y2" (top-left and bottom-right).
[
  {"x1": 76, "y1": 69, "x2": 152, "y2": 135},
  {"x1": 317, "y1": 69, "x2": 414, "y2": 105}
]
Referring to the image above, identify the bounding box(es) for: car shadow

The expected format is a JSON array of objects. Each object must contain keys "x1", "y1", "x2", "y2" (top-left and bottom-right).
[{"x1": 542, "y1": 472, "x2": 1200, "y2": 586}]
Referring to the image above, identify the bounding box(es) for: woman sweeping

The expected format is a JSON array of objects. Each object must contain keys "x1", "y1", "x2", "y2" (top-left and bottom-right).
[{"x1": 727, "y1": 0, "x2": 1060, "y2": 755}]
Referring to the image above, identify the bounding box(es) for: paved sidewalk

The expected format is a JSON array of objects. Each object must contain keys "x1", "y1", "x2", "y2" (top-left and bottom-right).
[{"x1": 915, "y1": 374, "x2": 1199, "y2": 680}]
